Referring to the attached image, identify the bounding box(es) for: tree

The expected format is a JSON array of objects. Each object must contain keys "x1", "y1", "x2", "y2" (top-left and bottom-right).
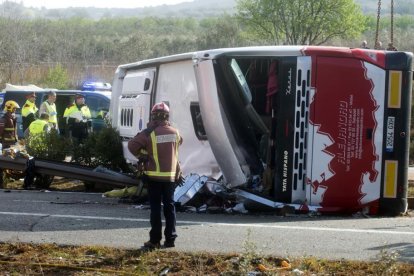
[
  {"x1": 236, "y1": 0, "x2": 366, "y2": 45},
  {"x1": 43, "y1": 64, "x2": 69, "y2": 89},
  {"x1": 197, "y1": 15, "x2": 245, "y2": 49}
]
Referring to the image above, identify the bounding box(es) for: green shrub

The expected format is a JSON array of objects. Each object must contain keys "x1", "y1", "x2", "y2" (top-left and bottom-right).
[
  {"x1": 71, "y1": 127, "x2": 128, "y2": 172},
  {"x1": 26, "y1": 129, "x2": 72, "y2": 161}
]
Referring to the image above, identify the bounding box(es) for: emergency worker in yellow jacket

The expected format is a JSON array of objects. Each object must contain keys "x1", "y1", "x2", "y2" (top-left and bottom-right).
[
  {"x1": 25, "y1": 113, "x2": 50, "y2": 151},
  {"x1": 128, "y1": 102, "x2": 183, "y2": 249},
  {"x1": 39, "y1": 91, "x2": 58, "y2": 131},
  {"x1": 22, "y1": 92, "x2": 38, "y2": 132},
  {"x1": 25, "y1": 113, "x2": 50, "y2": 137},
  {"x1": 63, "y1": 93, "x2": 91, "y2": 144}
]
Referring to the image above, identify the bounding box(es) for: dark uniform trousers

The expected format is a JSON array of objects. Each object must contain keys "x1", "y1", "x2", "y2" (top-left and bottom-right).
[{"x1": 147, "y1": 179, "x2": 177, "y2": 243}]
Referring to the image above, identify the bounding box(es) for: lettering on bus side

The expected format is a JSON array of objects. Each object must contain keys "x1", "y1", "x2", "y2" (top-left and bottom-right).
[
  {"x1": 337, "y1": 100, "x2": 348, "y2": 165},
  {"x1": 282, "y1": 150, "x2": 289, "y2": 192},
  {"x1": 286, "y1": 68, "x2": 292, "y2": 95}
]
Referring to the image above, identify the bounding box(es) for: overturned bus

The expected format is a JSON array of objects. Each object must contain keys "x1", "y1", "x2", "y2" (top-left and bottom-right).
[{"x1": 110, "y1": 46, "x2": 413, "y2": 215}]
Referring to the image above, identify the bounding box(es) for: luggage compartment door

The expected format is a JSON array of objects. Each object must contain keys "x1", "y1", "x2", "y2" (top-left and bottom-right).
[{"x1": 308, "y1": 57, "x2": 385, "y2": 210}]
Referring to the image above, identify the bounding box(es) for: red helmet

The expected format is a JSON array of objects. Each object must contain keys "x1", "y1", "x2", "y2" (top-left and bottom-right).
[{"x1": 151, "y1": 102, "x2": 169, "y2": 114}]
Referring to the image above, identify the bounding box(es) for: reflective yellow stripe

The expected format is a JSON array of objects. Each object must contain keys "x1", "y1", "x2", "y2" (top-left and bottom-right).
[
  {"x1": 145, "y1": 171, "x2": 176, "y2": 177},
  {"x1": 174, "y1": 130, "x2": 179, "y2": 171},
  {"x1": 150, "y1": 131, "x2": 160, "y2": 172},
  {"x1": 384, "y1": 160, "x2": 398, "y2": 198},
  {"x1": 388, "y1": 71, "x2": 402, "y2": 108},
  {"x1": 4, "y1": 138, "x2": 15, "y2": 141},
  {"x1": 145, "y1": 130, "x2": 179, "y2": 178},
  {"x1": 4, "y1": 128, "x2": 14, "y2": 131}
]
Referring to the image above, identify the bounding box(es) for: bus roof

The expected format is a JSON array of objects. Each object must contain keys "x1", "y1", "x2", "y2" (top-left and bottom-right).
[{"x1": 117, "y1": 46, "x2": 305, "y2": 71}]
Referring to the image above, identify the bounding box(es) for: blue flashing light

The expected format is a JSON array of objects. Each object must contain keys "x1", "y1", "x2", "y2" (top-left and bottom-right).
[{"x1": 81, "y1": 81, "x2": 112, "y2": 92}]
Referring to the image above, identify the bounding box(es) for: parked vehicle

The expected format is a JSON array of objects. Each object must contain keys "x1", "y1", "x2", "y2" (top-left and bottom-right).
[
  {"x1": 110, "y1": 46, "x2": 413, "y2": 215},
  {"x1": 0, "y1": 84, "x2": 110, "y2": 138}
]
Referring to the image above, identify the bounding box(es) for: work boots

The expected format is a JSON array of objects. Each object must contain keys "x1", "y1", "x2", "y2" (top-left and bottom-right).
[
  {"x1": 163, "y1": 240, "x2": 175, "y2": 248},
  {"x1": 143, "y1": 240, "x2": 175, "y2": 249},
  {"x1": 143, "y1": 241, "x2": 160, "y2": 249}
]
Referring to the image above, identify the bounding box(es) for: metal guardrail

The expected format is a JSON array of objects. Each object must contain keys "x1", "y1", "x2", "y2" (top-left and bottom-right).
[{"x1": 0, "y1": 156, "x2": 137, "y2": 188}]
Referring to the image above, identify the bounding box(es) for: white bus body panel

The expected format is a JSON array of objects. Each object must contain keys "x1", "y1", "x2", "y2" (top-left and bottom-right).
[{"x1": 154, "y1": 60, "x2": 220, "y2": 178}]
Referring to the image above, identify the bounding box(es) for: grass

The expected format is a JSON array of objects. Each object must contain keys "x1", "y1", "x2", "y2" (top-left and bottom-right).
[{"x1": 0, "y1": 242, "x2": 413, "y2": 275}]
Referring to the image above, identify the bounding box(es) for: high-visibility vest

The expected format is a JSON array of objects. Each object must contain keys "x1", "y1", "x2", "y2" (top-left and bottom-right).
[
  {"x1": 22, "y1": 100, "x2": 38, "y2": 117},
  {"x1": 43, "y1": 101, "x2": 58, "y2": 124},
  {"x1": 29, "y1": 119, "x2": 48, "y2": 135},
  {"x1": 144, "y1": 130, "x2": 180, "y2": 179},
  {"x1": 64, "y1": 104, "x2": 91, "y2": 121}
]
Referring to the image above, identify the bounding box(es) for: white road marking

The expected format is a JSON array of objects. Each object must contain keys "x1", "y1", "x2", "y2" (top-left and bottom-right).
[
  {"x1": 0, "y1": 211, "x2": 413, "y2": 236},
  {"x1": 0, "y1": 189, "x2": 103, "y2": 195},
  {"x1": 13, "y1": 200, "x2": 51, "y2": 203}
]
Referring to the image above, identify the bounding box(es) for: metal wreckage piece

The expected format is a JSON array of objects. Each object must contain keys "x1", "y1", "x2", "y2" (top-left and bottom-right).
[
  {"x1": 173, "y1": 174, "x2": 318, "y2": 214},
  {"x1": 173, "y1": 174, "x2": 209, "y2": 206}
]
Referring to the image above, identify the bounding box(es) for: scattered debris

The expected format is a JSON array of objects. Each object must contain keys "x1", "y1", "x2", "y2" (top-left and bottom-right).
[{"x1": 101, "y1": 174, "x2": 322, "y2": 216}]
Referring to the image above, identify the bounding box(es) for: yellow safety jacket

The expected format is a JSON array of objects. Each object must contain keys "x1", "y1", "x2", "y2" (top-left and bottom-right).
[
  {"x1": 63, "y1": 104, "x2": 91, "y2": 121},
  {"x1": 43, "y1": 101, "x2": 57, "y2": 124},
  {"x1": 29, "y1": 119, "x2": 48, "y2": 135},
  {"x1": 22, "y1": 100, "x2": 38, "y2": 131},
  {"x1": 22, "y1": 100, "x2": 38, "y2": 118}
]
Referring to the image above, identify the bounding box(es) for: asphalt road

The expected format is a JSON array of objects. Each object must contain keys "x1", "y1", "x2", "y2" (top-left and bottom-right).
[{"x1": 0, "y1": 189, "x2": 413, "y2": 263}]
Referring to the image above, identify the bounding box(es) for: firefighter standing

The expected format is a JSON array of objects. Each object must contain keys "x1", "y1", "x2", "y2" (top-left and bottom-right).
[
  {"x1": 0, "y1": 101, "x2": 20, "y2": 189},
  {"x1": 22, "y1": 92, "x2": 38, "y2": 132},
  {"x1": 63, "y1": 93, "x2": 91, "y2": 144},
  {"x1": 128, "y1": 102, "x2": 183, "y2": 249},
  {"x1": 0, "y1": 100, "x2": 20, "y2": 148},
  {"x1": 39, "y1": 91, "x2": 58, "y2": 131}
]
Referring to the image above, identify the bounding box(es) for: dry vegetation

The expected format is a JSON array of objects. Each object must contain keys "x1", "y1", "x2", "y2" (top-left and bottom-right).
[
  {"x1": 410, "y1": 181, "x2": 414, "y2": 197},
  {"x1": 0, "y1": 242, "x2": 413, "y2": 275}
]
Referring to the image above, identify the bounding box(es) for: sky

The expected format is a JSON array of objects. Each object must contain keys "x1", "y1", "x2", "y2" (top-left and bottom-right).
[{"x1": 8, "y1": 0, "x2": 194, "y2": 9}]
